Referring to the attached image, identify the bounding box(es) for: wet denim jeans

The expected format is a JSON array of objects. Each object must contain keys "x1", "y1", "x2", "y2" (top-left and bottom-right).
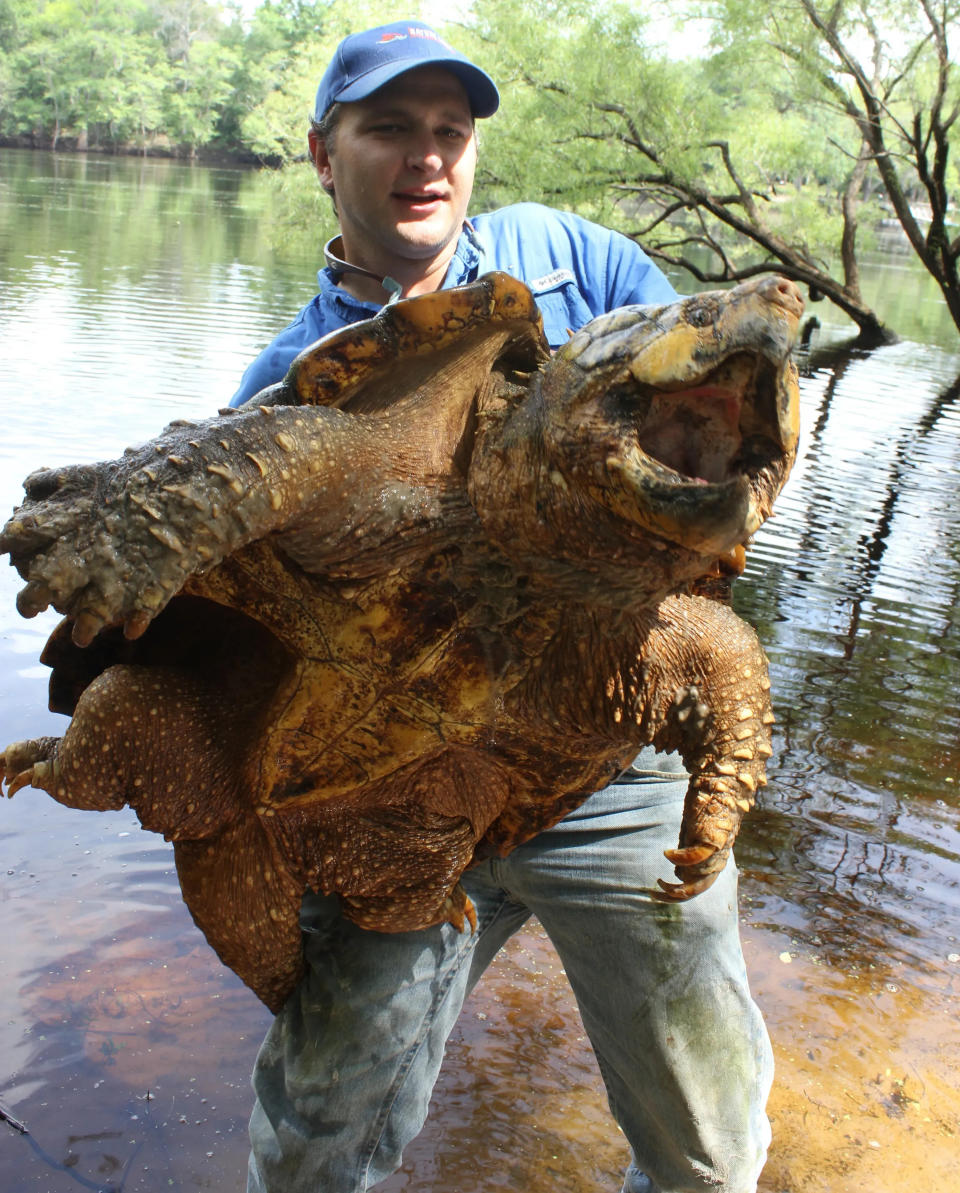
[{"x1": 246, "y1": 750, "x2": 773, "y2": 1193}]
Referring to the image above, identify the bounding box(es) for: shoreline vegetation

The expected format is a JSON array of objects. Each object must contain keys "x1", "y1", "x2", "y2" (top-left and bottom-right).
[
  {"x1": 1, "y1": 1, "x2": 957, "y2": 341},
  {"x1": 0, "y1": 133, "x2": 277, "y2": 167}
]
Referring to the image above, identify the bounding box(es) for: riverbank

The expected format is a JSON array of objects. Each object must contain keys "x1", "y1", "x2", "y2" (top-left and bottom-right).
[{"x1": 0, "y1": 134, "x2": 275, "y2": 167}]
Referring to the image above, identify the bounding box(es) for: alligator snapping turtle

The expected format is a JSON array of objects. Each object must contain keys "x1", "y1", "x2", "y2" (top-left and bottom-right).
[{"x1": 0, "y1": 272, "x2": 802, "y2": 1012}]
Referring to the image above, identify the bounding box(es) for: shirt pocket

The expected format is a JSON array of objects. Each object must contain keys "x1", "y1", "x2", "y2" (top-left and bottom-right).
[{"x1": 529, "y1": 270, "x2": 596, "y2": 347}]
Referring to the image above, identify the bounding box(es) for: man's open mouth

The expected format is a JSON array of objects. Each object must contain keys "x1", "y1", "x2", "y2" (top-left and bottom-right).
[{"x1": 393, "y1": 190, "x2": 446, "y2": 206}]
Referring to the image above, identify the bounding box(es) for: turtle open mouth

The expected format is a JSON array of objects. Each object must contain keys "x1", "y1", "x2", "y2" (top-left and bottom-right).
[
  {"x1": 600, "y1": 347, "x2": 799, "y2": 555},
  {"x1": 628, "y1": 351, "x2": 789, "y2": 487}
]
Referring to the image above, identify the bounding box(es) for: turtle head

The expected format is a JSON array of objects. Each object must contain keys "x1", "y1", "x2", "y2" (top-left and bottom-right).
[{"x1": 535, "y1": 274, "x2": 802, "y2": 559}]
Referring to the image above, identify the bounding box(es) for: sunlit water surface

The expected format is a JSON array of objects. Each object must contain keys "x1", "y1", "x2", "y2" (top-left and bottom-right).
[{"x1": 1, "y1": 150, "x2": 958, "y2": 1192}]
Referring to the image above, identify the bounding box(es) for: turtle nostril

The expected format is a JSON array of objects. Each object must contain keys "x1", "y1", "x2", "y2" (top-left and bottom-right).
[{"x1": 764, "y1": 276, "x2": 804, "y2": 317}]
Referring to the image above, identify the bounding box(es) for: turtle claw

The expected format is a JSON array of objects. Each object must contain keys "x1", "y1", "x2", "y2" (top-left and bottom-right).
[
  {"x1": 123, "y1": 611, "x2": 153, "y2": 641},
  {"x1": 653, "y1": 872, "x2": 721, "y2": 902},
  {"x1": 4, "y1": 767, "x2": 40, "y2": 798},
  {"x1": 442, "y1": 887, "x2": 478, "y2": 933},
  {"x1": 664, "y1": 843, "x2": 717, "y2": 867},
  {"x1": 15, "y1": 580, "x2": 54, "y2": 619},
  {"x1": 0, "y1": 738, "x2": 59, "y2": 798},
  {"x1": 655, "y1": 836, "x2": 730, "y2": 902},
  {"x1": 72, "y1": 611, "x2": 107, "y2": 647}
]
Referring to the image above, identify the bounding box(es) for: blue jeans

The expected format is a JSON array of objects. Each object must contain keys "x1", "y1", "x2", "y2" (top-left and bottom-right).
[{"x1": 246, "y1": 751, "x2": 773, "y2": 1193}]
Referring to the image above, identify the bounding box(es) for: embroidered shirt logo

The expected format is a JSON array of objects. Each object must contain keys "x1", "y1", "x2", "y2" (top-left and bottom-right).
[{"x1": 530, "y1": 269, "x2": 576, "y2": 293}]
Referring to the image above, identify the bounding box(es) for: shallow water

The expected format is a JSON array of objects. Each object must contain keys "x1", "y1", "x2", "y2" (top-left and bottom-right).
[{"x1": 1, "y1": 149, "x2": 958, "y2": 1191}]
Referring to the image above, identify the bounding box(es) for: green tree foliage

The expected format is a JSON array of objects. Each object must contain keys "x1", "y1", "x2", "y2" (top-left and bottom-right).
[
  {"x1": 3, "y1": 0, "x2": 167, "y2": 146},
  {"x1": 458, "y1": 0, "x2": 958, "y2": 340},
  {"x1": 165, "y1": 37, "x2": 240, "y2": 152},
  {"x1": 451, "y1": 0, "x2": 903, "y2": 340},
  {"x1": 0, "y1": 0, "x2": 335, "y2": 155},
  {"x1": 1, "y1": 0, "x2": 955, "y2": 339},
  {"x1": 214, "y1": 0, "x2": 330, "y2": 151},
  {"x1": 699, "y1": 0, "x2": 959, "y2": 334}
]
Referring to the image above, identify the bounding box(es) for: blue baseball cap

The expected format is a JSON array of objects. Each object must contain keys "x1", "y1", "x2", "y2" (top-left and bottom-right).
[{"x1": 314, "y1": 21, "x2": 500, "y2": 121}]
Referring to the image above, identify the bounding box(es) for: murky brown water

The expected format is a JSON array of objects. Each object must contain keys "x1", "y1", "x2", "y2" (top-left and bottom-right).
[{"x1": 1, "y1": 149, "x2": 958, "y2": 1191}]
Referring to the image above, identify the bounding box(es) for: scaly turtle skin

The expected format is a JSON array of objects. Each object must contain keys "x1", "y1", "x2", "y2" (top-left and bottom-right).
[{"x1": 0, "y1": 272, "x2": 802, "y2": 1012}]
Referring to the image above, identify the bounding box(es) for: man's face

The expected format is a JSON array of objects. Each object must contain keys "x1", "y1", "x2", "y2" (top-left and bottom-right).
[{"x1": 309, "y1": 67, "x2": 478, "y2": 285}]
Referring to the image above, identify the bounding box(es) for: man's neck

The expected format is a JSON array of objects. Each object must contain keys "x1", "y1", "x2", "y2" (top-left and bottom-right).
[{"x1": 328, "y1": 233, "x2": 462, "y2": 304}]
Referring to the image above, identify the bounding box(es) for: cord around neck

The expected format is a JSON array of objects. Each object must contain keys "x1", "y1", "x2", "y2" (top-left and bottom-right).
[{"x1": 323, "y1": 236, "x2": 402, "y2": 304}]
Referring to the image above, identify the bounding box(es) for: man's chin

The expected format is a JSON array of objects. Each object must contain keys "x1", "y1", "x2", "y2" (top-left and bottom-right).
[{"x1": 390, "y1": 223, "x2": 462, "y2": 261}]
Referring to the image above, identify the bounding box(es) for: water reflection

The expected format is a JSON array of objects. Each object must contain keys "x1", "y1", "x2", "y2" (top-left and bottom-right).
[
  {"x1": 1, "y1": 149, "x2": 959, "y2": 1192},
  {"x1": 733, "y1": 336, "x2": 960, "y2": 1001}
]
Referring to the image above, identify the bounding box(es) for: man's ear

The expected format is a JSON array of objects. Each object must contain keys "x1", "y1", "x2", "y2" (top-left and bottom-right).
[{"x1": 307, "y1": 129, "x2": 334, "y2": 193}]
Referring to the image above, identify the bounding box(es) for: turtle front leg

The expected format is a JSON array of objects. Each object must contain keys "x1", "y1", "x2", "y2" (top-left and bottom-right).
[
  {"x1": 638, "y1": 594, "x2": 774, "y2": 901},
  {"x1": 0, "y1": 404, "x2": 360, "y2": 645}
]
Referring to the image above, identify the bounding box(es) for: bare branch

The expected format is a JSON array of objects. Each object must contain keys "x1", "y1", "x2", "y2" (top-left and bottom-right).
[{"x1": 704, "y1": 140, "x2": 764, "y2": 224}]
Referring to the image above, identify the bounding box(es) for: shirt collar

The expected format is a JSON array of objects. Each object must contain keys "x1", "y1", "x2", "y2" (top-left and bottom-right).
[
  {"x1": 315, "y1": 220, "x2": 484, "y2": 317},
  {"x1": 315, "y1": 266, "x2": 382, "y2": 321},
  {"x1": 443, "y1": 220, "x2": 483, "y2": 287}
]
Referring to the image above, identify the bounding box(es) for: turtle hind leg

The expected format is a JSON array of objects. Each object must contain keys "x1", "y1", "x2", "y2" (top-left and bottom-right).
[
  {"x1": 1, "y1": 726, "x2": 128, "y2": 810},
  {"x1": 3, "y1": 662, "x2": 248, "y2": 836},
  {"x1": 339, "y1": 880, "x2": 478, "y2": 935},
  {"x1": 3, "y1": 664, "x2": 186, "y2": 813}
]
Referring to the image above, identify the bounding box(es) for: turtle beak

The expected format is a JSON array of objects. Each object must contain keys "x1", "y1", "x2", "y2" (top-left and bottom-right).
[{"x1": 555, "y1": 276, "x2": 802, "y2": 556}]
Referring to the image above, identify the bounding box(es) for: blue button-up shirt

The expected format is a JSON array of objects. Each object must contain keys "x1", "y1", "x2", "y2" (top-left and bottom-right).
[{"x1": 230, "y1": 202, "x2": 678, "y2": 406}]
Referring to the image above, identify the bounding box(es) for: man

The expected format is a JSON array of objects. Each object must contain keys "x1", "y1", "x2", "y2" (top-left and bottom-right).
[{"x1": 235, "y1": 22, "x2": 773, "y2": 1193}]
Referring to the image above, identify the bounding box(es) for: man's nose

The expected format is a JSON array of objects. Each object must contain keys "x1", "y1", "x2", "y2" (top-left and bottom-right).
[{"x1": 405, "y1": 137, "x2": 443, "y2": 172}]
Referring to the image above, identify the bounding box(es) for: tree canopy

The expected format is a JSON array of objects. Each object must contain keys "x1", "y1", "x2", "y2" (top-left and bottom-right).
[{"x1": 1, "y1": 0, "x2": 956, "y2": 338}]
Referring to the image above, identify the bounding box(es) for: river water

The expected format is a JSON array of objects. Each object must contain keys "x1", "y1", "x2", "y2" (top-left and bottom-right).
[{"x1": 0, "y1": 148, "x2": 958, "y2": 1192}]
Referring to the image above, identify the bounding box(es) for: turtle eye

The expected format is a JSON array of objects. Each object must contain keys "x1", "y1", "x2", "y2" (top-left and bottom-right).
[{"x1": 688, "y1": 302, "x2": 719, "y2": 329}]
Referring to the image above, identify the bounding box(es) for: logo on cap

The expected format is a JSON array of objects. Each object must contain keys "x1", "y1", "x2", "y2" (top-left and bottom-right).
[{"x1": 378, "y1": 28, "x2": 451, "y2": 47}]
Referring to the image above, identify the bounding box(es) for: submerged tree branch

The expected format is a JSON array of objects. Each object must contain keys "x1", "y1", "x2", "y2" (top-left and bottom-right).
[{"x1": 600, "y1": 107, "x2": 895, "y2": 343}]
